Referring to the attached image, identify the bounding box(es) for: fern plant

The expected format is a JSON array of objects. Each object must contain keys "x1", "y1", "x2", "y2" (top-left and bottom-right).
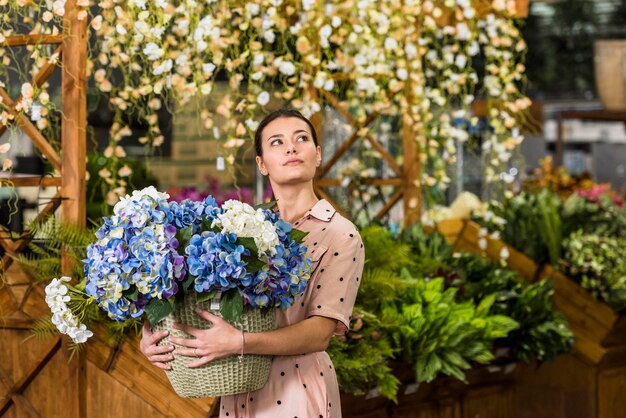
[
  {"x1": 9, "y1": 218, "x2": 141, "y2": 350},
  {"x1": 327, "y1": 309, "x2": 400, "y2": 402}
]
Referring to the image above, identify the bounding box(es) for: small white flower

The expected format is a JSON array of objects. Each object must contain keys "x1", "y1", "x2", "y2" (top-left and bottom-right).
[
  {"x1": 131, "y1": 0, "x2": 146, "y2": 9},
  {"x1": 203, "y1": 62, "x2": 216, "y2": 74},
  {"x1": 405, "y1": 43, "x2": 417, "y2": 59},
  {"x1": 245, "y1": 119, "x2": 259, "y2": 131},
  {"x1": 456, "y1": 22, "x2": 471, "y2": 41},
  {"x1": 478, "y1": 238, "x2": 487, "y2": 250},
  {"x1": 396, "y1": 68, "x2": 408, "y2": 81},
  {"x1": 246, "y1": 3, "x2": 260, "y2": 15},
  {"x1": 115, "y1": 24, "x2": 127, "y2": 35},
  {"x1": 279, "y1": 61, "x2": 296, "y2": 76},
  {"x1": 500, "y1": 246, "x2": 510, "y2": 260},
  {"x1": 263, "y1": 30, "x2": 275, "y2": 43},
  {"x1": 152, "y1": 59, "x2": 172, "y2": 75},
  {"x1": 384, "y1": 37, "x2": 398, "y2": 50},
  {"x1": 331, "y1": 16, "x2": 342, "y2": 28},
  {"x1": 252, "y1": 54, "x2": 264, "y2": 67},
  {"x1": 455, "y1": 54, "x2": 468, "y2": 68},
  {"x1": 31, "y1": 103, "x2": 42, "y2": 122},
  {"x1": 257, "y1": 91, "x2": 270, "y2": 106},
  {"x1": 143, "y1": 42, "x2": 164, "y2": 61},
  {"x1": 319, "y1": 24, "x2": 332, "y2": 39}
]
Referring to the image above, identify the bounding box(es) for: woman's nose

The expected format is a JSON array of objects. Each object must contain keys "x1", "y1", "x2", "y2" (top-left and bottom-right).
[{"x1": 286, "y1": 144, "x2": 296, "y2": 154}]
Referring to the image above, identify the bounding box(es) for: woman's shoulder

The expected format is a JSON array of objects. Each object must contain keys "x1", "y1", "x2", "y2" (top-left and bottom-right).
[{"x1": 324, "y1": 206, "x2": 362, "y2": 243}]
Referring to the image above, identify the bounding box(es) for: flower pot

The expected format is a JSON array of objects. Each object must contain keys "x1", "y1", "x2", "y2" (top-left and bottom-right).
[
  {"x1": 153, "y1": 293, "x2": 276, "y2": 398},
  {"x1": 594, "y1": 40, "x2": 626, "y2": 111}
]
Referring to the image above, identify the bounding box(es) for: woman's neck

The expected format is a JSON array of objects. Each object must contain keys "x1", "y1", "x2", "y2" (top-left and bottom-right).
[{"x1": 273, "y1": 186, "x2": 319, "y2": 224}]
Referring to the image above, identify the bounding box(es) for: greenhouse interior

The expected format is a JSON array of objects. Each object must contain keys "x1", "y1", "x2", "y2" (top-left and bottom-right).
[{"x1": 1, "y1": 0, "x2": 626, "y2": 417}]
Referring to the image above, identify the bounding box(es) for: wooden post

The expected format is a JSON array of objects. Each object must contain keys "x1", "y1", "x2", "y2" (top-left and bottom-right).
[
  {"x1": 402, "y1": 113, "x2": 421, "y2": 227},
  {"x1": 61, "y1": 1, "x2": 87, "y2": 417}
]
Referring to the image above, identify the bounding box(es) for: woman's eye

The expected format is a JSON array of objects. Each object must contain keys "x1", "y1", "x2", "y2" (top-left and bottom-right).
[
  {"x1": 297, "y1": 135, "x2": 308, "y2": 142},
  {"x1": 270, "y1": 139, "x2": 282, "y2": 146}
]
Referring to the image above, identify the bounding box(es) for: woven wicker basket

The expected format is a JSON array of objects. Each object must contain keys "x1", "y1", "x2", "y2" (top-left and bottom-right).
[{"x1": 153, "y1": 293, "x2": 275, "y2": 398}]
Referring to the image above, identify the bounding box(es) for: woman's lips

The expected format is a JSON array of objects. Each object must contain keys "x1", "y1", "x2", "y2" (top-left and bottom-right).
[{"x1": 284, "y1": 159, "x2": 303, "y2": 166}]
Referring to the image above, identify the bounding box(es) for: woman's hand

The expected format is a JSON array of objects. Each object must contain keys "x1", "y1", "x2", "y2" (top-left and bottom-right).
[
  {"x1": 169, "y1": 308, "x2": 241, "y2": 368},
  {"x1": 140, "y1": 320, "x2": 174, "y2": 370}
]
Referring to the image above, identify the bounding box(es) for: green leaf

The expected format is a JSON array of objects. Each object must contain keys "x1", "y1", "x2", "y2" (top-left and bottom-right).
[
  {"x1": 196, "y1": 290, "x2": 216, "y2": 304},
  {"x1": 290, "y1": 228, "x2": 309, "y2": 244},
  {"x1": 182, "y1": 274, "x2": 195, "y2": 292},
  {"x1": 476, "y1": 293, "x2": 496, "y2": 317},
  {"x1": 145, "y1": 298, "x2": 174, "y2": 326},
  {"x1": 176, "y1": 226, "x2": 194, "y2": 250},
  {"x1": 122, "y1": 286, "x2": 139, "y2": 301},
  {"x1": 202, "y1": 218, "x2": 220, "y2": 232},
  {"x1": 238, "y1": 237, "x2": 259, "y2": 254},
  {"x1": 243, "y1": 255, "x2": 265, "y2": 274},
  {"x1": 254, "y1": 200, "x2": 278, "y2": 211},
  {"x1": 219, "y1": 290, "x2": 244, "y2": 323}
]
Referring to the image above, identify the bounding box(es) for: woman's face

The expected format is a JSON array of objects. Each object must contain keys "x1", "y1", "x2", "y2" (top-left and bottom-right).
[{"x1": 256, "y1": 117, "x2": 321, "y2": 185}]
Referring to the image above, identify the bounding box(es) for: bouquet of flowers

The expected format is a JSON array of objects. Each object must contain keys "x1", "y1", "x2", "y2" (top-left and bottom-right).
[{"x1": 46, "y1": 186, "x2": 313, "y2": 397}]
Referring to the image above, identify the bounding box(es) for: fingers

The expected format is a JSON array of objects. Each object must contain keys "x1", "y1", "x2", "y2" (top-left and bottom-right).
[
  {"x1": 169, "y1": 336, "x2": 199, "y2": 351},
  {"x1": 147, "y1": 343, "x2": 175, "y2": 357},
  {"x1": 152, "y1": 361, "x2": 173, "y2": 371},
  {"x1": 147, "y1": 329, "x2": 170, "y2": 346},
  {"x1": 185, "y1": 355, "x2": 218, "y2": 369},
  {"x1": 142, "y1": 320, "x2": 152, "y2": 336},
  {"x1": 171, "y1": 321, "x2": 202, "y2": 338},
  {"x1": 194, "y1": 308, "x2": 223, "y2": 324}
]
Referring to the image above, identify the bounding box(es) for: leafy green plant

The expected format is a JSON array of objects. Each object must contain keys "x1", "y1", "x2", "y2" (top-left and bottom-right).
[
  {"x1": 327, "y1": 309, "x2": 400, "y2": 402},
  {"x1": 561, "y1": 231, "x2": 626, "y2": 312},
  {"x1": 453, "y1": 252, "x2": 573, "y2": 363},
  {"x1": 562, "y1": 193, "x2": 626, "y2": 239},
  {"x1": 382, "y1": 274, "x2": 518, "y2": 383},
  {"x1": 474, "y1": 192, "x2": 553, "y2": 265},
  {"x1": 395, "y1": 225, "x2": 573, "y2": 364},
  {"x1": 536, "y1": 190, "x2": 563, "y2": 266}
]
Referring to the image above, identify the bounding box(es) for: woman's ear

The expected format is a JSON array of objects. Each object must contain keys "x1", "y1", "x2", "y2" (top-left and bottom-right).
[
  {"x1": 256, "y1": 155, "x2": 268, "y2": 176},
  {"x1": 316, "y1": 146, "x2": 322, "y2": 167}
]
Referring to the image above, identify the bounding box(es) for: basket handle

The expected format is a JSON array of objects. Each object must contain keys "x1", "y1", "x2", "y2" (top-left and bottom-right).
[{"x1": 210, "y1": 291, "x2": 222, "y2": 311}]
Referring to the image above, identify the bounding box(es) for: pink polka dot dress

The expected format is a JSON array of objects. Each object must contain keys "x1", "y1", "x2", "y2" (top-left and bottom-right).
[{"x1": 219, "y1": 199, "x2": 365, "y2": 418}]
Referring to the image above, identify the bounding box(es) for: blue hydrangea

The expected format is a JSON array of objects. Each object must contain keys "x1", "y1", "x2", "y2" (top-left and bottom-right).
[
  {"x1": 186, "y1": 231, "x2": 251, "y2": 293},
  {"x1": 83, "y1": 193, "x2": 186, "y2": 322}
]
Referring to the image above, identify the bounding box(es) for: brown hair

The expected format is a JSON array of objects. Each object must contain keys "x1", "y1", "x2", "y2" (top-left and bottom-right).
[{"x1": 254, "y1": 108, "x2": 319, "y2": 157}]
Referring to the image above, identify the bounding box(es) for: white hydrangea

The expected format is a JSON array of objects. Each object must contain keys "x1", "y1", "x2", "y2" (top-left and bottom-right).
[
  {"x1": 45, "y1": 277, "x2": 93, "y2": 344},
  {"x1": 213, "y1": 200, "x2": 280, "y2": 256},
  {"x1": 114, "y1": 186, "x2": 170, "y2": 215}
]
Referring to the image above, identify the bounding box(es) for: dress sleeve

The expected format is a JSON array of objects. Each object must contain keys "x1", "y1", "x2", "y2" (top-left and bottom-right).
[{"x1": 305, "y1": 229, "x2": 365, "y2": 336}]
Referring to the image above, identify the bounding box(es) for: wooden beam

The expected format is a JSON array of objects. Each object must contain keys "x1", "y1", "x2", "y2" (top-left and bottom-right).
[
  {"x1": 375, "y1": 188, "x2": 403, "y2": 219},
  {"x1": 61, "y1": 3, "x2": 88, "y2": 418},
  {"x1": 0, "y1": 45, "x2": 62, "y2": 139},
  {"x1": 0, "y1": 367, "x2": 42, "y2": 418},
  {"x1": 402, "y1": 113, "x2": 421, "y2": 226},
  {"x1": 0, "y1": 34, "x2": 63, "y2": 47},
  {"x1": 362, "y1": 132, "x2": 402, "y2": 176},
  {"x1": 0, "y1": 177, "x2": 62, "y2": 188},
  {"x1": 0, "y1": 190, "x2": 62, "y2": 272},
  {"x1": 0, "y1": 87, "x2": 62, "y2": 172},
  {"x1": 0, "y1": 317, "x2": 34, "y2": 329},
  {"x1": 316, "y1": 178, "x2": 402, "y2": 187},
  {"x1": 0, "y1": 337, "x2": 61, "y2": 415}
]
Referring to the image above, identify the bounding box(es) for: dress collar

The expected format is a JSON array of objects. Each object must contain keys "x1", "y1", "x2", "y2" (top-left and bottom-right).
[{"x1": 306, "y1": 199, "x2": 336, "y2": 222}]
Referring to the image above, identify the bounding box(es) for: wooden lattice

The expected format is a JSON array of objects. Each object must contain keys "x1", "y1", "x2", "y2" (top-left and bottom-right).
[{"x1": 311, "y1": 79, "x2": 421, "y2": 227}]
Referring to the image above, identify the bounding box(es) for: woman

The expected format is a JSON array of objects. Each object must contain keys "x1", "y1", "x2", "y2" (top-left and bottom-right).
[{"x1": 140, "y1": 108, "x2": 365, "y2": 417}]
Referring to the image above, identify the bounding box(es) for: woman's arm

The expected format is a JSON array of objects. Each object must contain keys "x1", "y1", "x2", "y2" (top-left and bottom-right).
[{"x1": 168, "y1": 308, "x2": 337, "y2": 368}]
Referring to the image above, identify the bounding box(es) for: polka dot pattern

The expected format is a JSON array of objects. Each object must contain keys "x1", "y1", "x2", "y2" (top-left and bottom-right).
[{"x1": 218, "y1": 199, "x2": 364, "y2": 418}]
